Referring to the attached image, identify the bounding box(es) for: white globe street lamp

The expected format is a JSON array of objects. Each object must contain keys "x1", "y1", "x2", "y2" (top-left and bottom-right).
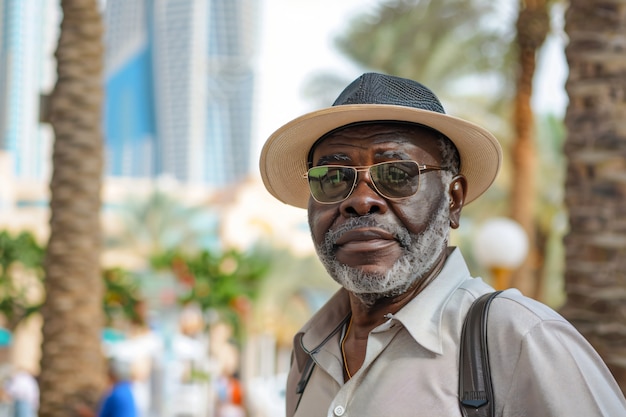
[{"x1": 473, "y1": 217, "x2": 529, "y2": 290}]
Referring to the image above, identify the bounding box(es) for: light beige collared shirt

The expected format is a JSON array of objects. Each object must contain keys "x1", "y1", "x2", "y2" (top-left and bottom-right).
[{"x1": 286, "y1": 248, "x2": 626, "y2": 417}]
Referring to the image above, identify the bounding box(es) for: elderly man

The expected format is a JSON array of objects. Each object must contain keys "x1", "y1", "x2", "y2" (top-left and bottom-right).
[{"x1": 259, "y1": 73, "x2": 626, "y2": 417}]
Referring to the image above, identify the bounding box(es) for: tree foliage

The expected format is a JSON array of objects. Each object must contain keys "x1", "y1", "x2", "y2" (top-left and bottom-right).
[
  {"x1": 0, "y1": 229, "x2": 145, "y2": 331},
  {"x1": 0, "y1": 231, "x2": 45, "y2": 330},
  {"x1": 335, "y1": 0, "x2": 515, "y2": 98},
  {"x1": 102, "y1": 267, "x2": 143, "y2": 326},
  {"x1": 150, "y1": 246, "x2": 272, "y2": 337}
]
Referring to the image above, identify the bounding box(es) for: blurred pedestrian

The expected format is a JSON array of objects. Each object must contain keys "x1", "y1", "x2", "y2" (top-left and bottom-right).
[
  {"x1": 76, "y1": 357, "x2": 138, "y2": 417},
  {"x1": 0, "y1": 329, "x2": 14, "y2": 417},
  {"x1": 4, "y1": 368, "x2": 38, "y2": 417},
  {"x1": 215, "y1": 371, "x2": 245, "y2": 417},
  {"x1": 0, "y1": 328, "x2": 39, "y2": 417}
]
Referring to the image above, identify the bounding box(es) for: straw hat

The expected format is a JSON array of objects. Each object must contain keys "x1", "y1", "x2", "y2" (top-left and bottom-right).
[{"x1": 259, "y1": 72, "x2": 502, "y2": 209}]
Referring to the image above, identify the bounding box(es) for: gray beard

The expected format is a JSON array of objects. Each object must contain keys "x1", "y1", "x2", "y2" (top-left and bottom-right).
[{"x1": 314, "y1": 197, "x2": 450, "y2": 306}]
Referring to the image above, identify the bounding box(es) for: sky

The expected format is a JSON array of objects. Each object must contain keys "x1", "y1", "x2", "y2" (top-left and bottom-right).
[
  {"x1": 253, "y1": 0, "x2": 383, "y2": 156},
  {"x1": 252, "y1": 0, "x2": 569, "y2": 163}
]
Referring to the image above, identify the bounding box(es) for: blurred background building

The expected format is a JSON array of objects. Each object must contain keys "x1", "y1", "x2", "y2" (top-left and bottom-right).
[
  {"x1": 104, "y1": 0, "x2": 258, "y2": 186},
  {"x1": 0, "y1": 0, "x2": 54, "y2": 181},
  {"x1": 0, "y1": 0, "x2": 273, "y2": 243},
  {"x1": 1, "y1": 0, "x2": 259, "y2": 193}
]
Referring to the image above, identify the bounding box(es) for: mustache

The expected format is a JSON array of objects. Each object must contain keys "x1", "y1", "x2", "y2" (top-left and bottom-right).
[{"x1": 324, "y1": 216, "x2": 412, "y2": 249}]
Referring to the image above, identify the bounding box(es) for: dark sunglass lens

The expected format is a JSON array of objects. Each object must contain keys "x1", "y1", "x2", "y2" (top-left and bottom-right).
[
  {"x1": 308, "y1": 166, "x2": 356, "y2": 203},
  {"x1": 371, "y1": 161, "x2": 420, "y2": 198}
]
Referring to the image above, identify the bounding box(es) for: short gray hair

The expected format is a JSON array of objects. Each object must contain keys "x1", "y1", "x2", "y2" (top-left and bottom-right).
[{"x1": 437, "y1": 133, "x2": 460, "y2": 175}]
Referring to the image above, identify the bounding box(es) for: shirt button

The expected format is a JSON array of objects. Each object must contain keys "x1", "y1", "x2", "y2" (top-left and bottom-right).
[{"x1": 334, "y1": 405, "x2": 346, "y2": 416}]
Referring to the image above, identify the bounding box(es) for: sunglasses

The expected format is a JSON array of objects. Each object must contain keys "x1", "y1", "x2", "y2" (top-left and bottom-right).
[{"x1": 304, "y1": 160, "x2": 444, "y2": 204}]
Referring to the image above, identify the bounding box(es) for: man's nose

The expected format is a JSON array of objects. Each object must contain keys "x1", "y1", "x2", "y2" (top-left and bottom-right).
[{"x1": 339, "y1": 173, "x2": 388, "y2": 216}]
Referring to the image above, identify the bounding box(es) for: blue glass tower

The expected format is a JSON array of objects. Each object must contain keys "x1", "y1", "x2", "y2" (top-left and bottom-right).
[{"x1": 104, "y1": 0, "x2": 259, "y2": 187}]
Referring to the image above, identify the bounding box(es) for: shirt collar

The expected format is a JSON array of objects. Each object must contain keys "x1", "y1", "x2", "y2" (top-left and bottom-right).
[{"x1": 392, "y1": 247, "x2": 472, "y2": 354}]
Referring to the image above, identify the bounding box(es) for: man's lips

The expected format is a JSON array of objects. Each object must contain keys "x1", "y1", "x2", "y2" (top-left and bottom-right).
[{"x1": 335, "y1": 228, "x2": 397, "y2": 250}]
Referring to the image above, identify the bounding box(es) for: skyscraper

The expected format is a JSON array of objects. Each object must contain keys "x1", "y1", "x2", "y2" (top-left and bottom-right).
[
  {"x1": 104, "y1": 0, "x2": 259, "y2": 187},
  {"x1": 0, "y1": 0, "x2": 55, "y2": 181}
]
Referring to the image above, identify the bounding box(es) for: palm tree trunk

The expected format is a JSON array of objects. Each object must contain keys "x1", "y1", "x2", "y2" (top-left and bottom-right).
[
  {"x1": 40, "y1": 1, "x2": 106, "y2": 415},
  {"x1": 561, "y1": 0, "x2": 626, "y2": 395},
  {"x1": 509, "y1": 0, "x2": 550, "y2": 297}
]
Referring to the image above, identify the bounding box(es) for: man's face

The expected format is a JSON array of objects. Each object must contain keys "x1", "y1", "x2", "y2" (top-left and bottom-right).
[{"x1": 307, "y1": 123, "x2": 456, "y2": 304}]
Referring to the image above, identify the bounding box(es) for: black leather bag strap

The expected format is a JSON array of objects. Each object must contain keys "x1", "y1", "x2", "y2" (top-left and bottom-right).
[{"x1": 459, "y1": 291, "x2": 502, "y2": 417}]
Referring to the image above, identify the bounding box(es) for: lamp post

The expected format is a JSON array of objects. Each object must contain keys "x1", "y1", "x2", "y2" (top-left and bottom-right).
[{"x1": 473, "y1": 217, "x2": 529, "y2": 290}]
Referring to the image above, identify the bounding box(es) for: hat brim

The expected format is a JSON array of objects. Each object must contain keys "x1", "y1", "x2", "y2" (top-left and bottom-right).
[{"x1": 260, "y1": 104, "x2": 502, "y2": 209}]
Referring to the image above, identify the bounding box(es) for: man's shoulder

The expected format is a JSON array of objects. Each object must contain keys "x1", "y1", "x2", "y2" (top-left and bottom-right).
[
  {"x1": 453, "y1": 282, "x2": 573, "y2": 342},
  {"x1": 489, "y1": 289, "x2": 567, "y2": 324},
  {"x1": 472, "y1": 288, "x2": 580, "y2": 349},
  {"x1": 456, "y1": 278, "x2": 565, "y2": 323}
]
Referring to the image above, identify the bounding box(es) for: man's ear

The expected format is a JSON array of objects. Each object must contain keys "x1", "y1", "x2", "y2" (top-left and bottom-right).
[{"x1": 448, "y1": 175, "x2": 467, "y2": 229}]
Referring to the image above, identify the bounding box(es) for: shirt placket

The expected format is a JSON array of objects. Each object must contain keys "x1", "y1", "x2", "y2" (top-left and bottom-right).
[{"x1": 327, "y1": 318, "x2": 401, "y2": 417}]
